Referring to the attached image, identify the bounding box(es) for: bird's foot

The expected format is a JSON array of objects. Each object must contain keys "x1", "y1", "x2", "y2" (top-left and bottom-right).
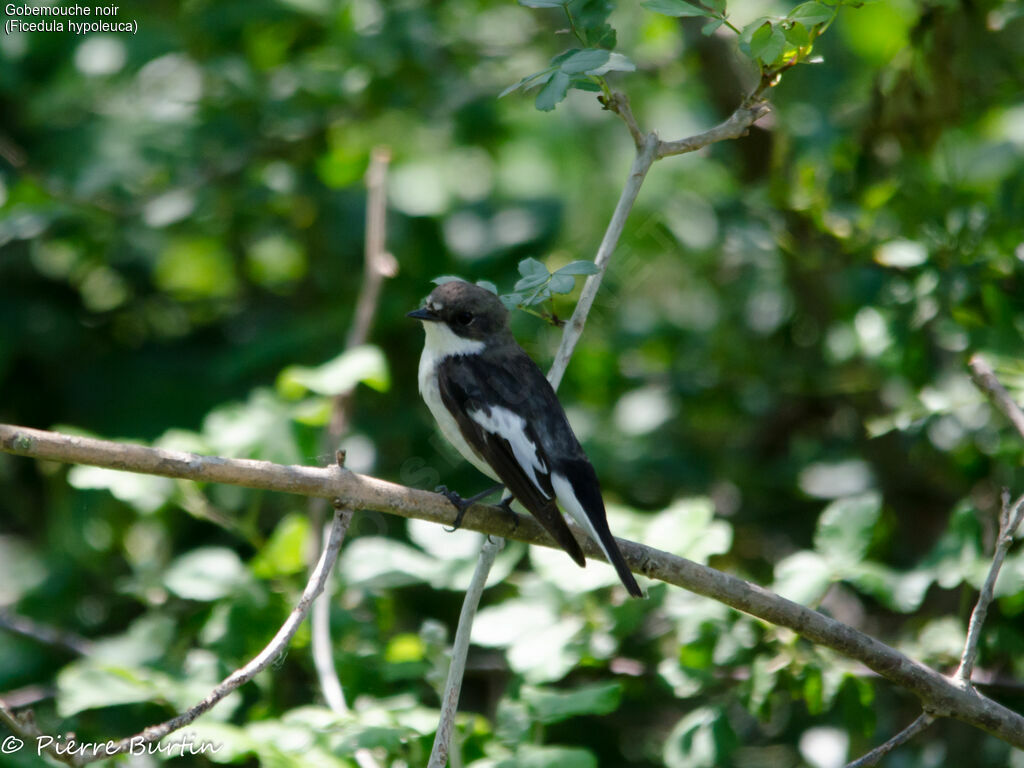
[
  {"x1": 436, "y1": 484, "x2": 504, "y2": 531},
  {"x1": 496, "y1": 495, "x2": 518, "y2": 530}
]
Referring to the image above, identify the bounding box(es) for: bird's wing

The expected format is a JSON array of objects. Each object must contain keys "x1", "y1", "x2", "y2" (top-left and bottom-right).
[{"x1": 436, "y1": 352, "x2": 586, "y2": 566}]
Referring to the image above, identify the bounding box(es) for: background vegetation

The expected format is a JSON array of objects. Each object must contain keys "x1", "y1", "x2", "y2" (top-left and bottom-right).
[{"x1": 1, "y1": 0, "x2": 1023, "y2": 765}]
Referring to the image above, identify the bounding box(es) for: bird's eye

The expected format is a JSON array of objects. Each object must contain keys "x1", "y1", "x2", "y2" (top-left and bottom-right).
[{"x1": 455, "y1": 311, "x2": 474, "y2": 326}]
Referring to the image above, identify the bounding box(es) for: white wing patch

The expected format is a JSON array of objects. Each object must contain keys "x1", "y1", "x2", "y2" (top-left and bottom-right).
[
  {"x1": 551, "y1": 472, "x2": 616, "y2": 567},
  {"x1": 470, "y1": 406, "x2": 549, "y2": 494}
]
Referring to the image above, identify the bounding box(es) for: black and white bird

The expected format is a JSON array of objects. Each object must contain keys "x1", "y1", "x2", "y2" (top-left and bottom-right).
[{"x1": 408, "y1": 280, "x2": 643, "y2": 598}]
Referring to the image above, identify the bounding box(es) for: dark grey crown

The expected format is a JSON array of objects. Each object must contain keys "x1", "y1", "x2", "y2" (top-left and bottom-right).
[{"x1": 421, "y1": 281, "x2": 510, "y2": 341}]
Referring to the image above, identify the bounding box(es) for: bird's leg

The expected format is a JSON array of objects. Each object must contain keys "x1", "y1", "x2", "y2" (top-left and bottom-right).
[
  {"x1": 436, "y1": 483, "x2": 505, "y2": 531},
  {"x1": 496, "y1": 495, "x2": 518, "y2": 530}
]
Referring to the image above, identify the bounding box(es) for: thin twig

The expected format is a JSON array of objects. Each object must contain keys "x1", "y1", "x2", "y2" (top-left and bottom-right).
[
  {"x1": 0, "y1": 684, "x2": 54, "y2": 709},
  {"x1": 430, "y1": 125, "x2": 658, "y2": 762},
  {"x1": 0, "y1": 697, "x2": 79, "y2": 765},
  {"x1": 46, "y1": 503, "x2": 351, "y2": 765},
  {"x1": 968, "y1": 354, "x2": 1024, "y2": 443},
  {"x1": 308, "y1": 147, "x2": 393, "y2": 728},
  {"x1": 328, "y1": 147, "x2": 397, "y2": 440},
  {"x1": 547, "y1": 132, "x2": 659, "y2": 390},
  {"x1": 428, "y1": 537, "x2": 504, "y2": 768},
  {"x1": 656, "y1": 101, "x2": 771, "y2": 158},
  {"x1": 601, "y1": 91, "x2": 645, "y2": 150},
  {"x1": 844, "y1": 713, "x2": 935, "y2": 768},
  {"x1": 956, "y1": 492, "x2": 1024, "y2": 687},
  {"x1": 845, "y1": 357, "x2": 1024, "y2": 766},
  {"x1": 0, "y1": 611, "x2": 93, "y2": 656},
  {"x1": 2, "y1": 424, "x2": 1024, "y2": 749}
]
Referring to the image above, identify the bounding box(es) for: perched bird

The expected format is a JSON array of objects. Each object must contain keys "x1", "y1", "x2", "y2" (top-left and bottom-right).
[{"x1": 408, "y1": 280, "x2": 643, "y2": 598}]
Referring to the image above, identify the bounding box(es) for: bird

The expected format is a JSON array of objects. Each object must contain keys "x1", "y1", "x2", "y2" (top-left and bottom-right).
[{"x1": 408, "y1": 280, "x2": 643, "y2": 598}]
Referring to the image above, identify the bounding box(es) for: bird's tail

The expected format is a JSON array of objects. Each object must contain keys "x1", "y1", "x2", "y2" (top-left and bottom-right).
[
  {"x1": 591, "y1": 524, "x2": 643, "y2": 598},
  {"x1": 552, "y1": 470, "x2": 644, "y2": 599}
]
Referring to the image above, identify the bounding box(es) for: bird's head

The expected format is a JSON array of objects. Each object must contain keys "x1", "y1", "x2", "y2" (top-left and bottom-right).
[{"x1": 407, "y1": 281, "x2": 510, "y2": 342}]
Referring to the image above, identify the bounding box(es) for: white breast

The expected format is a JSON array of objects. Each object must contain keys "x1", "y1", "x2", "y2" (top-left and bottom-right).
[{"x1": 417, "y1": 323, "x2": 498, "y2": 481}]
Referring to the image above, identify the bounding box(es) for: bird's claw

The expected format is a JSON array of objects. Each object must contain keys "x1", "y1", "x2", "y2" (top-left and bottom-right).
[
  {"x1": 436, "y1": 485, "x2": 473, "y2": 531},
  {"x1": 497, "y1": 495, "x2": 518, "y2": 530}
]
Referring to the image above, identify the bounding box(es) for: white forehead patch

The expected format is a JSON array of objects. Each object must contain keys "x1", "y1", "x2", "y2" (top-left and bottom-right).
[{"x1": 429, "y1": 300, "x2": 444, "y2": 312}]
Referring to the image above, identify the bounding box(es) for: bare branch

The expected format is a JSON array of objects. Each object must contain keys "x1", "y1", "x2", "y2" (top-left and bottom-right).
[
  {"x1": 3, "y1": 424, "x2": 1024, "y2": 748},
  {"x1": 600, "y1": 91, "x2": 645, "y2": 150},
  {"x1": 956, "y1": 490, "x2": 1024, "y2": 686},
  {"x1": 547, "y1": 133, "x2": 659, "y2": 391},
  {"x1": 330, "y1": 146, "x2": 397, "y2": 440},
  {"x1": 656, "y1": 101, "x2": 771, "y2": 159},
  {"x1": 0, "y1": 684, "x2": 54, "y2": 709},
  {"x1": 63, "y1": 502, "x2": 352, "y2": 764},
  {"x1": 308, "y1": 146, "x2": 394, "y2": 737},
  {"x1": 969, "y1": 353, "x2": 1024, "y2": 443},
  {"x1": 0, "y1": 697, "x2": 78, "y2": 766},
  {"x1": 844, "y1": 713, "x2": 935, "y2": 768},
  {"x1": 428, "y1": 536, "x2": 504, "y2": 768},
  {"x1": 0, "y1": 611, "x2": 93, "y2": 656}
]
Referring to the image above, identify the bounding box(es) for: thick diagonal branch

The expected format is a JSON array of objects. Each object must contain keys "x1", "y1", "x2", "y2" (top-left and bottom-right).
[{"x1": 2, "y1": 423, "x2": 1023, "y2": 749}]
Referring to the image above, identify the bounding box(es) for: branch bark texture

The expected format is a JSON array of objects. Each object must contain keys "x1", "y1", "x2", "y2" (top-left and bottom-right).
[{"x1": 2, "y1": 423, "x2": 1023, "y2": 749}]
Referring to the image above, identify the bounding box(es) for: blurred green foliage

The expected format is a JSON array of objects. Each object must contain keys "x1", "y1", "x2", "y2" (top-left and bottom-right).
[{"x1": 2, "y1": 0, "x2": 1024, "y2": 766}]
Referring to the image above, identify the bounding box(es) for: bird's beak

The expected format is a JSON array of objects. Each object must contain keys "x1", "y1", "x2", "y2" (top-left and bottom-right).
[{"x1": 406, "y1": 306, "x2": 439, "y2": 321}]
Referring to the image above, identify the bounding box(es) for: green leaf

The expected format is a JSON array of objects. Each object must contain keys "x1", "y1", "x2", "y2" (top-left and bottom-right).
[
  {"x1": 588, "y1": 52, "x2": 636, "y2": 75},
  {"x1": 739, "y1": 17, "x2": 768, "y2": 49},
  {"x1": 519, "y1": 0, "x2": 571, "y2": 6},
  {"x1": 515, "y1": 274, "x2": 551, "y2": 292},
  {"x1": 90, "y1": 614, "x2": 177, "y2": 666},
  {"x1": 749, "y1": 21, "x2": 787, "y2": 63},
  {"x1": 339, "y1": 537, "x2": 438, "y2": 588},
  {"x1": 0, "y1": 537, "x2": 46, "y2": 604},
  {"x1": 644, "y1": 498, "x2": 732, "y2": 565},
  {"x1": 536, "y1": 70, "x2": 571, "y2": 111},
  {"x1": 522, "y1": 682, "x2": 622, "y2": 723},
  {"x1": 554, "y1": 260, "x2": 600, "y2": 275},
  {"x1": 250, "y1": 513, "x2": 310, "y2": 578},
  {"x1": 518, "y1": 257, "x2": 550, "y2": 277},
  {"x1": 476, "y1": 280, "x2": 499, "y2": 294},
  {"x1": 813, "y1": 492, "x2": 881, "y2": 568},
  {"x1": 164, "y1": 547, "x2": 250, "y2": 601},
  {"x1": 508, "y1": 745, "x2": 597, "y2": 768},
  {"x1": 773, "y1": 550, "x2": 832, "y2": 604},
  {"x1": 784, "y1": 20, "x2": 812, "y2": 49},
  {"x1": 68, "y1": 464, "x2": 175, "y2": 514},
  {"x1": 789, "y1": 0, "x2": 834, "y2": 25},
  {"x1": 57, "y1": 662, "x2": 172, "y2": 716},
  {"x1": 277, "y1": 345, "x2": 390, "y2": 398},
  {"x1": 500, "y1": 292, "x2": 524, "y2": 309},
  {"x1": 500, "y1": 68, "x2": 556, "y2": 98},
  {"x1": 431, "y1": 274, "x2": 464, "y2": 285},
  {"x1": 548, "y1": 274, "x2": 575, "y2": 294},
  {"x1": 664, "y1": 706, "x2": 737, "y2": 768},
  {"x1": 180, "y1": 723, "x2": 256, "y2": 763},
  {"x1": 803, "y1": 665, "x2": 825, "y2": 715},
  {"x1": 642, "y1": 0, "x2": 713, "y2": 18},
  {"x1": 559, "y1": 48, "x2": 610, "y2": 74},
  {"x1": 202, "y1": 389, "x2": 301, "y2": 465},
  {"x1": 519, "y1": 286, "x2": 553, "y2": 304},
  {"x1": 702, "y1": 17, "x2": 725, "y2": 35}
]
